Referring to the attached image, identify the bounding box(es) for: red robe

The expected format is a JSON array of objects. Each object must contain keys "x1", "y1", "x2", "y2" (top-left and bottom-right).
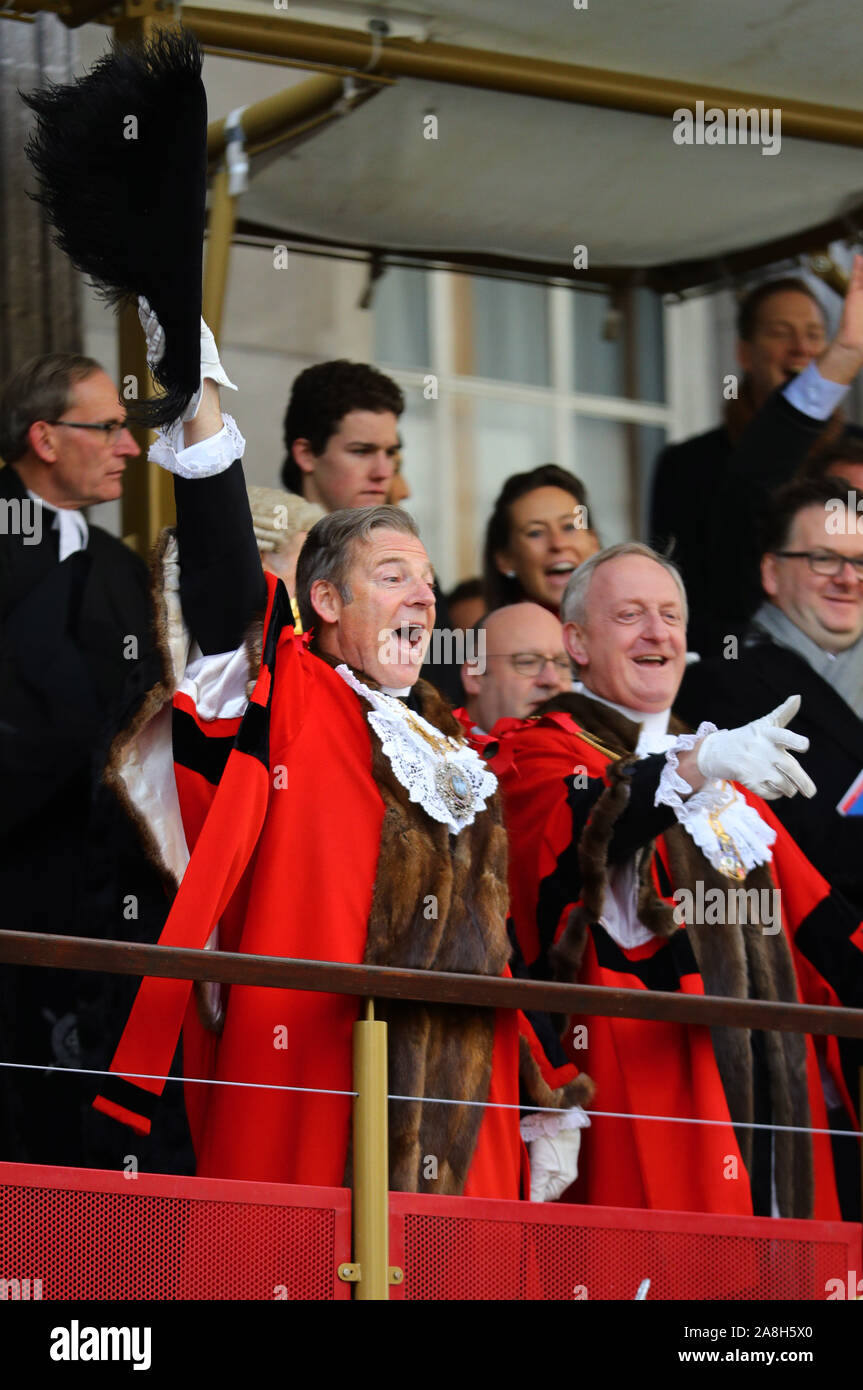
[
  {"x1": 95, "y1": 581, "x2": 529, "y2": 1197},
  {"x1": 492, "y1": 707, "x2": 860, "y2": 1219}
]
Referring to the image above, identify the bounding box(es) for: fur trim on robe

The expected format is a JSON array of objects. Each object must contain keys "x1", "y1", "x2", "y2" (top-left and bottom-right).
[
  {"x1": 542, "y1": 691, "x2": 815, "y2": 1220},
  {"x1": 104, "y1": 535, "x2": 590, "y2": 1196}
]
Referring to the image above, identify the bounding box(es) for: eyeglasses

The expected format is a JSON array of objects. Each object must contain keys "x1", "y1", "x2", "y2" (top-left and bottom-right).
[
  {"x1": 44, "y1": 419, "x2": 129, "y2": 444},
  {"x1": 772, "y1": 549, "x2": 863, "y2": 578},
  {"x1": 486, "y1": 652, "x2": 573, "y2": 677}
]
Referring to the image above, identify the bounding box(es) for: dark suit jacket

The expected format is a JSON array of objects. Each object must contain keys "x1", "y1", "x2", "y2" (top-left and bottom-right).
[
  {"x1": 677, "y1": 631, "x2": 863, "y2": 915},
  {"x1": 650, "y1": 390, "x2": 863, "y2": 661},
  {"x1": 0, "y1": 463, "x2": 190, "y2": 1167}
]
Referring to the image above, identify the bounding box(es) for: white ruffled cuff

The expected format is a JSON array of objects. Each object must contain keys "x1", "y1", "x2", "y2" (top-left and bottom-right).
[
  {"x1": 655, "y1": 723, "x2": 777, "y2": 876},
  {"x1": 148, "y1": 414, "x2": 245, "y2": 478},
  {"x1": 520, "y1": 1105, "x2": 591, "y2": 1142},
  {"x1": 655, "y1": 722, "x2": 724, "y2": 816}
]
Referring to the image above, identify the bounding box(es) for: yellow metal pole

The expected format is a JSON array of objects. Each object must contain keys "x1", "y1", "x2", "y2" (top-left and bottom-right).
[
  {"x1": 808, "y1": 250, "x2": 850, "y2": 298},
  {"x1": 202, "y1": 75, "x2": 350, "y2": 401},
  {"x1": 202, "y1": 164, "x2": 235, "y2": 343},
  {"x1": 206, "y1": 73, "x2": 345, "y2": 162},
  {"x1": 352, "y1": 998, "x2": 390, "y2": 1301},
  {"x1": 183, "y1": 8, "x2": 863, "y2": 152}
]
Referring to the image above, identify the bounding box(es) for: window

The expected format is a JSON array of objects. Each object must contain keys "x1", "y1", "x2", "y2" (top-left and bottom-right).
[{"x1": 375, "y1": 268, "x2": 672, "y2": 588}]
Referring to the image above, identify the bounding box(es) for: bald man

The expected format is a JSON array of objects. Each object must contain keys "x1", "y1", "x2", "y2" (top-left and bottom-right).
[{"x1": 458, "y1": 603, "x2": 572, "y2": 734}]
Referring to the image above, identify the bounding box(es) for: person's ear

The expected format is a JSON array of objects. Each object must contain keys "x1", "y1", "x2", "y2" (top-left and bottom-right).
[
  {"x1": 310, "y1": 578, "x2": 342, "y2": 625},
  {"x1": 292, "y1": 438, "x2": 318, "y2": 476},
  {"x1": 461, "y1": 661, "x2": 483, "y2": 698},
  {"x1": 493, "y1": 550, "x2": 516, "y2": 579},
  {"x1": 736, "y1": 338, "x2": 752, "y2": 376},
  {"x1": 761, "y1": 552, "x2": 779, "y2": 598},
  {"x1": 26, "y1": 420, "x2": 59, "y2": 464},
  {"x1": 563, "y1": 620, "x2": 589, "y2": 669}
]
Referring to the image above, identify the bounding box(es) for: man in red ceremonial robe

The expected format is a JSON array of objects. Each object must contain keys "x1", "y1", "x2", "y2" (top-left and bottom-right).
[
  {"x1": 493, "y1": 541, "x2": 863, "y2": 1220},
  {"x1": 94, "y1": 312, "x2": 591, "y2": 1201}
]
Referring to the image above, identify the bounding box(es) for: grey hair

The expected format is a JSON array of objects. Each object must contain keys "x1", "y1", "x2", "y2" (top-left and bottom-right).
[
  {"x1": 560, "y1": 541, "x2": 688, "y2": 626},
  {"x1": 296, "y1": 504, "x2": 421, "y2": 632},
  {"x1": 0, "y1": 353, "x2": 103, "y2": 464}
]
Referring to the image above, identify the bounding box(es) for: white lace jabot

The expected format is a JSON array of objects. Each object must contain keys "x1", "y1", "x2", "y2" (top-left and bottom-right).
[{"x1": 336, "y1": 665, "x2": 497, "y2": 835}]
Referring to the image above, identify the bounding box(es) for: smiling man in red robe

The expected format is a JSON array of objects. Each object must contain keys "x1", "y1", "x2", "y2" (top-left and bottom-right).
[{"x1": 493, "y1": 541, "x2": 863, "y2": 1220}]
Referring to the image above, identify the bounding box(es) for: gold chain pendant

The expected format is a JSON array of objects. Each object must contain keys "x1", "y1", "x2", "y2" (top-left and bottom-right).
[{"x1": 708, "y1": 797, "x2": 747, "y2": 881}]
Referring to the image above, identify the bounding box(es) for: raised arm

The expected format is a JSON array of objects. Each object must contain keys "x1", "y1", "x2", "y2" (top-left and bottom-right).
[
  {"x1": 725, "y1": 254, "x2": 863, "y2": 496},
  {"x1": 173, "y1": 380, "x2": 266, "y2": 654},
  {"x1": 140, "y1": 306, "x2": 267, "y2": 655}
]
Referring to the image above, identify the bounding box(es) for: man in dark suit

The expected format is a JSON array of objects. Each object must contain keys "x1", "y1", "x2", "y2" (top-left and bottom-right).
[
  {"x1": 0, "y1": 354, "x2": 174, "y2": 1167},
  {"x1": 650, "y1": 260, "x2": 863, "y2": 659},
  {"x1": 678, "y1": 476, "x2": 863, "y2": 916}
]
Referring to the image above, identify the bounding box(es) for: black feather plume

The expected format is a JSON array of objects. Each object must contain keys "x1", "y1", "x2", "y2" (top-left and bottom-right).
[{"x1": 23, "y1": 28, "x2": 208, "y2": 428}]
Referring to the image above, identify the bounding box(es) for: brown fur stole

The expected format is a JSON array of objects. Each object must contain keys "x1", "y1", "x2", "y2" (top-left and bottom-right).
[
  {"x1": 105, "y1": 547, "x2": 586, "y2": 1196},
  {"x1": 541, "y1": 691, "x2": 814, "y2": 1219},
  {"x1": 316, "y1": 654, "x2": 591, "y2": 1194}
]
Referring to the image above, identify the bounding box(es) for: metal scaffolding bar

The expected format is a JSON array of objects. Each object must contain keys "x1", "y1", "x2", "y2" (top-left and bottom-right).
[{"x1": 181, "y1": 8, "x2": 863, "y2": 151}]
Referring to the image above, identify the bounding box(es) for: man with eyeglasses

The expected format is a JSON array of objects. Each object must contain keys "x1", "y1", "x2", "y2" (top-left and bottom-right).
[
  {"x1": 457, "y1": 603, "x2": 571, "y2": 736},
  {"x1": 679, "y1": 475, "x2": 863, "y2": 916},
  {"x1": 678, "y1": 479, "x2": 863, "y2": 1216},
  {"x1": 0, "y1": 354, "x2": 169, "y2": 1169}
]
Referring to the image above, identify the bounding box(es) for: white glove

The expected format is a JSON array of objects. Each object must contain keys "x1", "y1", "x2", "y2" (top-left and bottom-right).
[
  {"x1": 696, "y1": 694, "x2": 816, "y2": 800},
  {"x1": 137, "y1": 298, "x2": 237, "y2": 421},
  {"x1": 528, "y1": 1127, "x2": 582, "y2": 1203}
]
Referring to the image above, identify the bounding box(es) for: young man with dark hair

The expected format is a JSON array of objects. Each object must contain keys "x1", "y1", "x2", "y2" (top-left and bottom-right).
[
  {"x1": 650, "y1": 261, "x2": 863, "y2": 658},
  {"x1": 279, "y1": 359, "x2": 404, "y2": 509},
  {"x1": 277, "y1": 358, "x2": 461, "y2": 700}
]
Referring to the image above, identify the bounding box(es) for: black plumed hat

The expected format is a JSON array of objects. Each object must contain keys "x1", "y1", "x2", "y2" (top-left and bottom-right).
[{"x1": 22, "y1": 27, "x2": 207, "y2": 428}]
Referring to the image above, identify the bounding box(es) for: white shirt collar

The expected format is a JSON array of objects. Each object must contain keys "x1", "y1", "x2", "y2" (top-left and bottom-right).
[
  {"x1": 26, "y1": 487, "x2": 88, "y2": 561},
  {"x1": 572, "y1": 681, "x2": 672, "y2": 753}
]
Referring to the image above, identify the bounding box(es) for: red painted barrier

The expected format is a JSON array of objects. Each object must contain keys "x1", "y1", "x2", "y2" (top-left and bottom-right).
[
  {"x1": 390, "y1": 1192, "x2": 862, "y2": 1301},
  {"x1": 0, "y1": 1163, "x2": 351, "y2": 1301},
  {"x1": 0, "y1": 1162, "x2": 859, "y2": 1301}
]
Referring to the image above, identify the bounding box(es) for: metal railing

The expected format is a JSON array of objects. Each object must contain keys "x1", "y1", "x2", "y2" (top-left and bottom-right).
[{"x1": 0, "y1": 927, "x2": 861, "y2": 1299}]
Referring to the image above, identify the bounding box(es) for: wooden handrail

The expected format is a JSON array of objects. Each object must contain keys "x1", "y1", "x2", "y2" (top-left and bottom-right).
[{"x1": 0, "y1": 930, "x2": 861, "y2": 1039}]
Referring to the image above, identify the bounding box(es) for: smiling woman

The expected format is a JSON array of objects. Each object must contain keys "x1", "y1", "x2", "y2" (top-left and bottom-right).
[{"x1": 483, "y1": 463, "x2": 600, "y2": 615}]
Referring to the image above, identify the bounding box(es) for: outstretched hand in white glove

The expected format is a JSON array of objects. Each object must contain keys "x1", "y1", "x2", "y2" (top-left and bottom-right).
[
  {"x1": 696, "y1": 694, "x2": 816, "y2": 800},
  {"x1": 137, "y1": 297, "x2": 237, "y2": 421}
]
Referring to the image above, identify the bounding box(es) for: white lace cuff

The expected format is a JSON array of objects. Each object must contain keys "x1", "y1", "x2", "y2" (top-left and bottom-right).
[
  {"x1": 655, "y1": 722, "x2": 722, "y2": 814},
  {"x1": 148, "y1": 414, "x2": 245, "y2": 478},
  {"x1": 520, "y1": 1106, "x2": 591, "y2": 1142},
  {"x1": 655, "y1": 724, "x2": 777, "y2": 876}
]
